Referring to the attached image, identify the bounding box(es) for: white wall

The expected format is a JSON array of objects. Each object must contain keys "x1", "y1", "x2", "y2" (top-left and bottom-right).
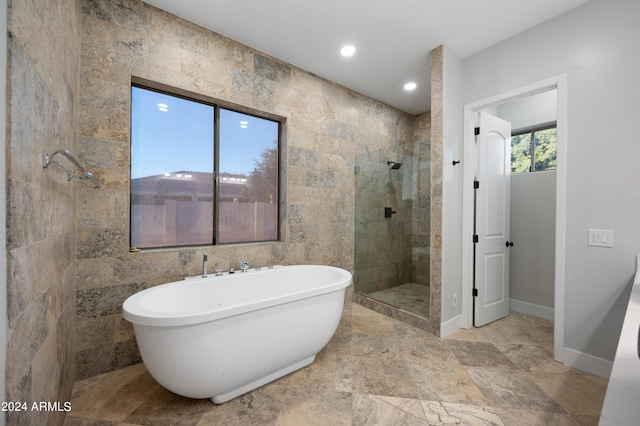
[
  {"x1": 497, "y1": 89, "x2": 557, "y2": 132},
  {"x1": 461, "y1": 0, "x2": 640, "y2": 366},
  {"x1": 510, "y1": 171, "x2": 556, "y2": 316},
  {"x1": 440, "y1": 46, "x2": 464, "y2": 332}
]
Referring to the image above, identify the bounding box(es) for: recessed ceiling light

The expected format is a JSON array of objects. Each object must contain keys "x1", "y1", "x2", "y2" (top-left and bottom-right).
[
  {"x1": 340, "y1": 45, "x2": 356, "y2": 57},
  {"x1": 404, "y1": 82, "x2": 417, "y2": 91}
]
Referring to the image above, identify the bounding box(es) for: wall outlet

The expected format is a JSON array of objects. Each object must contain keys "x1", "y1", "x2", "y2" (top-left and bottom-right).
[
  {"x1": 588, "y1": 229, "x2": 614, "y2": 248},
  {"x1": 453, "y1": 294, "x2": 458, "y2": 307}
]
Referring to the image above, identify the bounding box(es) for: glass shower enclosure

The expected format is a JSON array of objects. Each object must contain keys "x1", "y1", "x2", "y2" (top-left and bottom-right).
[{"x1": 354, "y1": 147, "x2": 430, "y2": 318}]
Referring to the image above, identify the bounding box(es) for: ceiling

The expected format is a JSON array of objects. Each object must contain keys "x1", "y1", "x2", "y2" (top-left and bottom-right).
[{"x1": 142, "y1": 0, "x2": 590, "y2": 115}]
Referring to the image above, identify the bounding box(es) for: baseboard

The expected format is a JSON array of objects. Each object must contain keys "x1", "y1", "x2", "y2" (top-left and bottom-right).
[
  {"x1": 510, "y1": 298, "x2": 554, "y2": 321},
  {"x1": 562, "y1": 347, "x2": 612, "y2": 378},
  {"x1": 440, "y1": 314, "x2": 461, "y2": 338}
]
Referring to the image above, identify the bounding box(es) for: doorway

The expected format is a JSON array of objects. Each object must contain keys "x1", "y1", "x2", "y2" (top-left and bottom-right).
[{"x1": 461, "y1": 75, "x2": 567, "y2": 363}]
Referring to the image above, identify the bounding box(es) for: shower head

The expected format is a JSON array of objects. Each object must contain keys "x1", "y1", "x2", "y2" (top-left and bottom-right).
[{"x1": 387, "y1": 161, "x2": 403, "y2": 170}]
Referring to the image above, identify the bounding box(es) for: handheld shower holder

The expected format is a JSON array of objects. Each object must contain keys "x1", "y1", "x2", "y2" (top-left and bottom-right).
[{"x1": 43, "y1": 148, "x2": 102, "y2": 189}]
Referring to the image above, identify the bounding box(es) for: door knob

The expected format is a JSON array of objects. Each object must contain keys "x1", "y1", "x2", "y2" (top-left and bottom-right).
[{"x1": 506, "y1": 241, "x2": 514, "y2": 247}]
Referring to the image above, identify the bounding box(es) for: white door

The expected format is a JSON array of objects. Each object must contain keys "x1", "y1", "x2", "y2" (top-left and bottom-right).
[{"x1": 474, "y1": 112, "x2": 512, "y2": 327}]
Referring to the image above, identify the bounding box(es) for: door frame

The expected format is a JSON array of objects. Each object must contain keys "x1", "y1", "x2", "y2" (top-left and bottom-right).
[{"x1": 461, "y1": 74, "x2": 567, "y2": 363}]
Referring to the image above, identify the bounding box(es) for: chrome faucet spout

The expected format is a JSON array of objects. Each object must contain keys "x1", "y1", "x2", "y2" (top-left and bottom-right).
[{"x1": 202, "y1": 254, "x2": 208, "y2": 278}]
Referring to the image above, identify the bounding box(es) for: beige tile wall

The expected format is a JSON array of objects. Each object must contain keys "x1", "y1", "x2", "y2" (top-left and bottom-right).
[
  {"x1": 75, "y1": 0, "x2": 426, "y2": 379},
  {"x1": 353, "y1": 123, "x2": 431, "y2": 296},
  {"x1": 413, "y1": 112, "x2": 432, "y2": 286},
  {"x1": 429, "y1": 46, "x2": 444, "y2": 333},
  {"x1": 5, "y1": 0, "x2": 81, "y2": 424}
]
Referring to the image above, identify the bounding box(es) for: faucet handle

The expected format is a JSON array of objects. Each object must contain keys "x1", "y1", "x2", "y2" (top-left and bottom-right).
[
  {"x1": 240, "y1": 261, "x2": 250, "y2": 272},
  {"x1": 215, "y1": 269, "x2": 223, "y2": 276}
]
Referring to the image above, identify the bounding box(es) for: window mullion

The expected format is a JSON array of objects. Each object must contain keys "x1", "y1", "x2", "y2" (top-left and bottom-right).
[
  {"x1": 213, "y1": 106, "x2": 220, "y2": 245},
  {"x1": 529, "y1": 130, "x2": 535, "y2": 172}
]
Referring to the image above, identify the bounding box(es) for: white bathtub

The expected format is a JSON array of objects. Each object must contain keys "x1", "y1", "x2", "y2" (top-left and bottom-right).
[{"x1": 122, "y1": 264, "x2": 352, "y2": 403}]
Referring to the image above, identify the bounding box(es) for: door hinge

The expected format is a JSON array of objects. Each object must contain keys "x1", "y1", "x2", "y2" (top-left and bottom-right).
[
  {"x1": 354, "y1": 166, "x2": 359, "y2": 174},
  {"x1": 473, "y1": 234, "x2": 479, "y2": 243},
  {"x1": 473, "y1": 288, "x2": 478, "y2": 297},
  {"x1": 474, "y1": 180, "x2": 479, "y2": 189},
  {"x1": 474, "y1": 127, "x2": 480, "y2": 135}
]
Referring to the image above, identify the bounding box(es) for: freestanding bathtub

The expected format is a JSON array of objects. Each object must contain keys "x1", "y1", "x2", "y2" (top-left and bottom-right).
[{"x1": 122, "y1": 264, "x2": 352, "y2": 403}]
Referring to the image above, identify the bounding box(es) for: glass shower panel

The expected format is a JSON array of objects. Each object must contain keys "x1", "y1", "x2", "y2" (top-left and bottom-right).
[{"x1": 354, "y1": 147, "x2": 430, "y2": 318}]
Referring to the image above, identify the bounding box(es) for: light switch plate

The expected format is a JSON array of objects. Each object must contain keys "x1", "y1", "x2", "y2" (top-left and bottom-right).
[{"x1": 588, "y1": 229, "x2": 614, "y2": 248}]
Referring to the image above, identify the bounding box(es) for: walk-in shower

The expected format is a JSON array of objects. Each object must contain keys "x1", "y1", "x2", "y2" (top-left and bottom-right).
[{"x1": 354, "y1": 146, "x2": 430, "y2": 319}]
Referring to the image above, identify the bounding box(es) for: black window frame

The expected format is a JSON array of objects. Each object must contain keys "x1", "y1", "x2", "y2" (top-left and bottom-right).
[{"x1": 129, "y1": 79, "x2": 283, "y2": 249}]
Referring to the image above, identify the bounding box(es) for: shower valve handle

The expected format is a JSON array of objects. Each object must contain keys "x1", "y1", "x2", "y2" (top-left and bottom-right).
[{"x1": 384, "y1": 207, "x2": 397, "y2": 218}]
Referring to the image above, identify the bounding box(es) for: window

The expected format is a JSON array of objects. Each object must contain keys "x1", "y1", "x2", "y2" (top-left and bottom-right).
[
  {"x1": 511, "y1": 125, "x2": 557, "y2": 173},
  {"x1": 130, "y1": 85, "x2": 279, "y2": 248}
]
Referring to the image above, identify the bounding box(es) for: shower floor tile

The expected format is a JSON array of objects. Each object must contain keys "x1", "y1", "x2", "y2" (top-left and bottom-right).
[
  {"x1": 64, "y1": 304, "x2": 607, "y2": 425},
  {"x1": 367, "y1": 282, "x2": 430, "y2": 316}
]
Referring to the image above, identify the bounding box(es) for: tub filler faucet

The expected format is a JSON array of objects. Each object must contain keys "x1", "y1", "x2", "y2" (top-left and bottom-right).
[
  {"x1": 240, "y1": 261, "x2": 250, "y2": 272},
  {"x1": 202, "y1": 254, "x2": 208, "y2": 278}
]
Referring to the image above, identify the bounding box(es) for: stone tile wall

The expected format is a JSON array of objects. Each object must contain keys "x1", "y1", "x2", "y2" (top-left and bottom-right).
[
  {"x1": 354, "y1": 146, "x2": 414, "y2": 294},
  {"x1": 5, "y1": 0, "x2": 81, "y2": 424},
  {"x1": 353, "y1": 123, "x2": 431, "y2": 296},
  {"x1": 429, "y1": 46, "x2": 444, "y2": 334},
  {"x1": 412, "y1": 111, "x2": 431, "y2": 287},
  {"x1": 351, "y1": 110, "x2": 434, "y2": 332},
  {"x1": 75, "y1": 0, "x2": 419, "y2": 379}
]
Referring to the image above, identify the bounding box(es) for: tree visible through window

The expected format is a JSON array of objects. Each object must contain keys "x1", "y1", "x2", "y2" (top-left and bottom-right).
[
  {"x1": 130, "y1": 85, "x2": 280, "y2": 248},
  {"x1": 511, "y1": 125, "x2": 557, "y2": 173}
]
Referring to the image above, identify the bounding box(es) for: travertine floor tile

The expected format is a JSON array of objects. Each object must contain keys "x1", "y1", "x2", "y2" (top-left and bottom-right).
[
  {"x1": 67, "y1": 363, "x2": 158, "y2": 422},
  {"x1": 352, "y1": 303, "x2": 397, "y2": 335},
  {"x1": 288, "y1": 353, "x2": 352, "y2": 394},
  {"x1": 65, "y1": 305, "x2": 608, "y2": 425},
  {"x1": 494, "y1": 342, "x2": 576, "y2": 375},
  {"x1": 530, "y1": 371, "x2": 608, "y2": 417},
  {"x1": 353, "y1": 394, "x2": 427, "y2": 426},
  {"x1": 494, "y1": 407, "x2": 582, "y2": 426},
  {"x1": 277, "y1": 388, "x2": 352, "y2": 425},
  {"x1": 351, "y1": 333, "x2": 400, "y2": 358},
  {"x1": 408, "y1": 359, "x2": 488, "y2": 405},
  {"x1": 367, "y1": 282, "x2": 430, "y2": 317},
  {"x1": 396, "y1": 329, "x2": 458, "y2": 363},
  {"x1": 465, "y1": 366, "x2": 565, "y2": 413},
  {"x1": 197, "y1": 384, "x2": 287, "y2": 426},
  {"x1": 124, "y1": 386, "x2": 213, "y2": 425},
  {"x1": 447, "y1": 340, "x2": 517, "y2": 369},
  {"x1": 422, "y1": 401, "x2": 504, "y2": 425},
  {"x1": 351, "y1": 356, "x2": 421, "y2": 399}
]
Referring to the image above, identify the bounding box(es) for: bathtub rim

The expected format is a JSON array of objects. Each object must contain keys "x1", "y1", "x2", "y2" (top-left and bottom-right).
[{"x1": 122, "y1": 264, "x2": 352, "y2": 327}]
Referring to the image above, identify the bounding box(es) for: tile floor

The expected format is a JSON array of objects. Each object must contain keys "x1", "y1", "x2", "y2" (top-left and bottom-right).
[
  {"x1": 65, "y1": 303, "x2": 608, "y2": 425},
  {"x1": 368, "y1": 283, "x2": 430, "y2": 317}
]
